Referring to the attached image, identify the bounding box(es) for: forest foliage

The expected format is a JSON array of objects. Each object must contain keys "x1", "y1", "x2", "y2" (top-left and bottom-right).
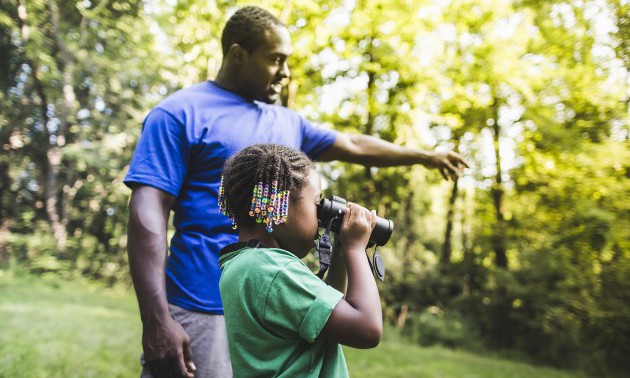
[{"x1": 0, "y1": 0, "x2": 628, "y2": 375}]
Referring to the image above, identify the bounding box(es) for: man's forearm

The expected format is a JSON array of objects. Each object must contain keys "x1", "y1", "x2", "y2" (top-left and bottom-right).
[
  {"x1": 128, "y1": 228, "x2": 170, "y2": 324},
  {"x1": 320, "y1": 132, "x2": 468, "y2": 180},
  {"x1": 321, "y1": 133, "x2": 432, "y2": 167},
  {"x1": 127, "y1": 187, "x2": 174, "y2": 324}
]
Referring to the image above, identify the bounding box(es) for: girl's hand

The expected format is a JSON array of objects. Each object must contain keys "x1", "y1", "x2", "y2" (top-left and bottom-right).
[
  {"x1": 321, "y1": 203, "x2": 382, "y2": 349},
  {"x1": 339, "y1": 203, "x2": 376, "y2": 252}
]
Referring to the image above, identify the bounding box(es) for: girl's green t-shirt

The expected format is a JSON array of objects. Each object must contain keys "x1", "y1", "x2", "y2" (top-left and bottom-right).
[{"x1": 219, "y1": 246, "x2": 347, "y2": 378}]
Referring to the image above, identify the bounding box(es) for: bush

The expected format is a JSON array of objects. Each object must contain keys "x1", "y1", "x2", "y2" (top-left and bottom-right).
[
  {"x1": 5, "y1": 224, "x2": 72, "y2": 275},
  {"x1": 406, "y1": 306, "x2": 482, "y2": 351}
]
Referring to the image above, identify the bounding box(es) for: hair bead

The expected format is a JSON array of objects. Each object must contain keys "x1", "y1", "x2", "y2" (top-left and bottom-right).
[{"x1": 218, "y1": 144, "x2": 314, "y2": 234}]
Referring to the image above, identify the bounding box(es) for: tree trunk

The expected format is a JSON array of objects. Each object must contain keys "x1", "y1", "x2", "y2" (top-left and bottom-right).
[
  {"x1": 402, "y1": 194, "x2": 415, "y2": 284},
  {"x1": 364, "y1": 67, "x2": 376, "y2": 182},
  {"x1": 396, "y1": 193, "x2": 416, "y2": 331},
  {"x1": 490, "y1": 98, "x2": 510, "y2": 347},
  {"x1": 18, "y1": 0, "x2": 72, "y2": 251},
  {"x1": 491, "y1": 99, "x2": 507, "y2": 268},
  {"x1": 0, "y1": 161, "x2": 9, "y2": 224},
  {"x1": 461, "y1": 184, "x2": 474, "y2": 296},
  {"x1": 0, "y1": 161, "x2": 9, "y2": 262},
  {"x1": 396, "y1": 304, "x2": 409, "y2": 331},
  {"x1": 440, "y1": 179, "x2": 459, "y2": 270},
  {"x1": 47, "y1": 0, "x2": 78, "y2": 251}
]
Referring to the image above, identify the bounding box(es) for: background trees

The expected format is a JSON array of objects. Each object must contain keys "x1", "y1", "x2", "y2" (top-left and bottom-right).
[
  {"x1": 1, "y1": 0, "x2": 627, "y2": 374},
  {"x1": 0, "y1": 0, "x2": 161, "y2": 282}
]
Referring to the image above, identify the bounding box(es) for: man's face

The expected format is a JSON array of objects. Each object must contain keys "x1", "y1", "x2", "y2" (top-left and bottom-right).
[{"x1": 240, "y1": 25, "x2": 292, "y2": 104}]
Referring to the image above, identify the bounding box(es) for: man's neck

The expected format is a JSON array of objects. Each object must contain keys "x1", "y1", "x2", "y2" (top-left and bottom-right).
[{"x1": 214, "y1": 69, "x2": 240, "y2": 94}]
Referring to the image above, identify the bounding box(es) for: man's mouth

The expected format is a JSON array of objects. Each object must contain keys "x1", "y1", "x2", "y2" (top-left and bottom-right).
[{"x1": 270, "y1": 83, "x2": 282, "y2": 94}]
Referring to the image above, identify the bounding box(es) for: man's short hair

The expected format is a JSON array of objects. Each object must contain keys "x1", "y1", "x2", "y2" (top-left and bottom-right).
[{"x1": 221, "y1": 6, "x2": 285, "y2": 56}]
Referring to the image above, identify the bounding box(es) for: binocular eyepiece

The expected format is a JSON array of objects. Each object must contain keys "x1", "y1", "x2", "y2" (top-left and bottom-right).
[{"x1": 316, "y1": 195, "x2": 394, "y2": 247}]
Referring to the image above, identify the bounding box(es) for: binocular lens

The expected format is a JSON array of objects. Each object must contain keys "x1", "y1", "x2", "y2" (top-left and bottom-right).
[{"x1": 317, "y1": 196, "x2": 394, "y2": 247}]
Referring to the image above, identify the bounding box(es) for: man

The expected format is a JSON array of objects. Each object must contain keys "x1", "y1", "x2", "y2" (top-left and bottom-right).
[{"x1": 125, "y1": 6, "x2": 467, "y2": 378}]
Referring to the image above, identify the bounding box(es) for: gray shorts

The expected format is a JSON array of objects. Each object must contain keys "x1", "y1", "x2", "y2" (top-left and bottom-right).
[{"x1": 141, "y1": 304, "x2": 233, "y2": 378}]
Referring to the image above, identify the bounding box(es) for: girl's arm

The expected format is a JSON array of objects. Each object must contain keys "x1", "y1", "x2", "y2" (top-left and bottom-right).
[
  {"x1": 319, "y1": 204, "x2": 382, "y2": 349},
  {"x1": 325, "y1": 238, "x2": 347, "y2": 294}
]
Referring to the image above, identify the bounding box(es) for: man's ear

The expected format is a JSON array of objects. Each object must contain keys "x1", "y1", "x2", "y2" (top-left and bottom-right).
[{"x1": 228, "y1": 44, "x2": 248, "y2": 65}]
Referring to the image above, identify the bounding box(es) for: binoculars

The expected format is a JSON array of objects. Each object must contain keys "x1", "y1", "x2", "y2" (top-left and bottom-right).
[{"x1": 316, "y1": 195, "x2": 394, "y2": 248}]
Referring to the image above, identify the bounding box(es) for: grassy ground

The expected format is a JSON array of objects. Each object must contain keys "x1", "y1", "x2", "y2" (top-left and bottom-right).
[
  {"x1": 342, "y1": 342, "x2": 583, "y2": 378},
  {"x1": 0, "y1": 271, "x2": 585, "y2": 378},
  {"x1": 0, "y1": 272, "x2": 141, "y2": 377}
]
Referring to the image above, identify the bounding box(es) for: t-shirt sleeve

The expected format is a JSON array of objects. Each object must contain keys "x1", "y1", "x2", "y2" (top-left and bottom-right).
[
  {"x1": 123, "y1": 108, "x2": 190, "y2": 197},
  {"x1": 262, "y1": 261, "x2": 343, "y2": 343},
  {"x1": 299, "y1": 116, "x2": 337, "y2": 161}
]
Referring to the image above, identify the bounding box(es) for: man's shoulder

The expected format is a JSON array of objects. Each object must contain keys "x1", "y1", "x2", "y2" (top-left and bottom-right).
[
  {"x1": 148, "y1": 81, "x2": 250, "y2": 125},
  {"x1": 155, "y1": 82, "x2": 214, "y2": 111}
]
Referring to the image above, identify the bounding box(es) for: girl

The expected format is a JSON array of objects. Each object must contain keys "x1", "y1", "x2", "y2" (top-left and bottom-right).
[{"x1": 218, "y1": 144, "x2": 382, "y2": 377}]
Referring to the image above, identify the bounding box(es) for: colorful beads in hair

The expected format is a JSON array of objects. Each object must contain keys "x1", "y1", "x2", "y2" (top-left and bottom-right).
[
  {"x1": 249, "y1": 180, "x2": 289, "y2": 232},
  {"x1": 218, "y1": 175, "x2": 238, "y2": 229}
]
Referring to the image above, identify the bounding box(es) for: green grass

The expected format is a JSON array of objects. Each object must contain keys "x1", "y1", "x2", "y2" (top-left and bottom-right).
[
  {"x1": 0, "y1": 271, "x2": 142, "y2": 378},
  {"x1": 343, "y1": 342, "x2": 583, "y2": 378},
  {"x1": 0, "y1": 271, "x2": 586, "y2": 378}
]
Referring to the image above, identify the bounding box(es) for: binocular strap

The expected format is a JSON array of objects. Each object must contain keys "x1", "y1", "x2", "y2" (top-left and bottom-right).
[{"x1": 315, "y1": 218, "x2": 336, "y2": 278}]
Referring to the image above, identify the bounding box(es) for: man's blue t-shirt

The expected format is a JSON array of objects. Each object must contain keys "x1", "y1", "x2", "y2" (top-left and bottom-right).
[{"x1": 124, "y1": 81, "x2": 336, "y2": 313}]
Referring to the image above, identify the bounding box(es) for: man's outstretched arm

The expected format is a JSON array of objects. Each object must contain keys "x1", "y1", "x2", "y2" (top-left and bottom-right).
[
  {"x1": 127, "y1": 185, "x2": 195, "y2": 378},
  {"x1": 319, "y1": 133, "x2": 469, "y2": 180}
]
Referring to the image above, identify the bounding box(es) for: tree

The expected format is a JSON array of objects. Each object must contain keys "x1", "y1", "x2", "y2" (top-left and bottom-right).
[{"x1": 0, "y1": 0, "x2": 161, "y2": 279}]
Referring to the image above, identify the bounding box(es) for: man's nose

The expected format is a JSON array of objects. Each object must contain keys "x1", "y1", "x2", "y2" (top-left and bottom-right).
[{"x1": 279, "y1": 61, "x2": 290, "y2": 79}]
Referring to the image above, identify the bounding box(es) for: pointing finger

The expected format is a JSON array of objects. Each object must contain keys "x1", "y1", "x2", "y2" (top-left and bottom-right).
[
  {"x1": 439, "y1": 168, "x2": 449, "y2": 181},
  {"x1": 450, "y1": 152, "x2": 469, "y2": 169}
]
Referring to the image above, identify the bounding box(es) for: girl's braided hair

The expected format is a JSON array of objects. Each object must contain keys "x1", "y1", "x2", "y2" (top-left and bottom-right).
[{"x1": 219, "y1": 144, "x2": 315, "y2": 229}]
